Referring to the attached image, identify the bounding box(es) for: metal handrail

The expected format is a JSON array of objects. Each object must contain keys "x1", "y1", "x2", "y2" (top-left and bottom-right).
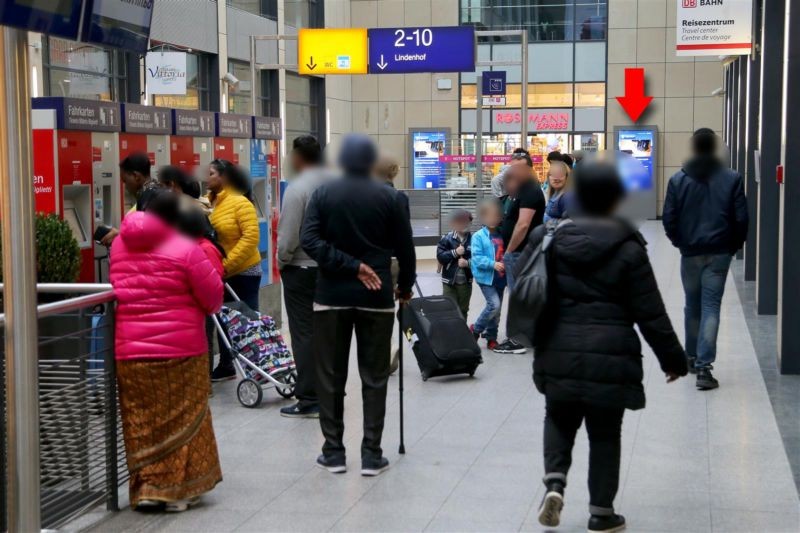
[{"x1": 0, "y1": 284, "x2": 114, "y2": 326}]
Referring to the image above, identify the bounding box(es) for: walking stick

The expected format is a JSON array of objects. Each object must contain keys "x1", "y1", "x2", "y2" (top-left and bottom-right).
[{"x1": 398, "y1": 303, "x2": 406, "y2": 454}]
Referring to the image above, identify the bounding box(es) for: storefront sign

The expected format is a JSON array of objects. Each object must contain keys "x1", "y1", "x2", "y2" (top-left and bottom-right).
[
  {"x1": 367, "y1": 26, "x2": 475, "y2": 74},
  {"x1": 410, "y1": 130, "x2": 447, "y2": 189},
  {"x1": 146, "y1": 52, "x2": 187, "y2": 95},
  {"x1": 492, "y1": 109, "x2": 573, "y2": 133},
  {"x1": 173, "y1": 109, "x2": 215, "y2": 136},
  {"x1": 676, "y1": 0, "x2": 753, "y2": 56},
  {"x1": 32, "y1": 128, "x2": 58, "y2": 214},
  {"x1": 216, "y1": 113, "x2": 253, "y2": 138},
  {"x1": 33, "y1": 97, "x2": 121, "y2": 132},
  {"x1": 122, "y1": 103, "x2": 172, "y2": 135},
  {"x1": 253, "y1": 116, "x2": 281, "y2": 139},
  {"x1": 298, "y1": 28, "x2": 369, "y2": 75},
  {"x1": 439, "y1": 154, "x2": 514, "y2": 164}
]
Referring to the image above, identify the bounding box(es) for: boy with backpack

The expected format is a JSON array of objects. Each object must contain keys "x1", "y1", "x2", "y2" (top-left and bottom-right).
[
  {"x1": 436, "y1": 210, "x2": 473, "y2": 319},
  {"x1": 469, "y1": 200, "x2": 507, "y2": 350}
]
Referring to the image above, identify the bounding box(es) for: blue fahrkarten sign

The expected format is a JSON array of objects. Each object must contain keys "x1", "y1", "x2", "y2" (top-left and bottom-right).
[{"x1": 367, "y1": 26, "x2": 475, "y2": 74}]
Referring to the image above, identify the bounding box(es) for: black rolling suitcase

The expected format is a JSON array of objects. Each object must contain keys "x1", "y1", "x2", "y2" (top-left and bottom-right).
[{"x1": 403, "y1": 282, "x2": 482, "y2": 381}]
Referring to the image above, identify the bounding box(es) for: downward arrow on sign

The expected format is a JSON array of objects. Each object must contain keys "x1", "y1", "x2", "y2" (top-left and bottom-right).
[
  {"x1": 306, "y1": 56, "x2": 317, "y2": 71},
  {"x1": 615, "y1": 68, "x2": 653, "y2": 122},
  {"x1": 377, "y1": 54, "x2": 388, "y2": 70}
]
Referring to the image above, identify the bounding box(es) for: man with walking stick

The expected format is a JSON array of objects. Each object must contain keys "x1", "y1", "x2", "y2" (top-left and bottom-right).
[{"x1": 301, "y1": 134, "x2": 416, "y2": 476}]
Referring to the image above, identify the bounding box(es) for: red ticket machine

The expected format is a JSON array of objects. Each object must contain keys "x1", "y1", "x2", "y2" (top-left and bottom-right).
[
  {"x1": 120, "y1": 104, "x2": 172, "y2": 211},
  {"x1": 32, "y1": 97, "x2": 122, "y2": 283},
  {"x1": 170, "y1": 109, "x2": 215, "y2": 180},
  {"x1": 251, "y1": 117, "x2": 282, "y2": 285}
]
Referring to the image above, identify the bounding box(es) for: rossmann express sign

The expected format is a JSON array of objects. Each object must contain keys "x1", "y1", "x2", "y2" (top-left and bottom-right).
[{"x1": 676, "y1": 0, "x2": 753, "y2": 56}]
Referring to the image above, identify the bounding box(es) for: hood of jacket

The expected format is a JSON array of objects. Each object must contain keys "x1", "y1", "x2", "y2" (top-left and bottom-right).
[
  {"x1": 118, "y1": 211, "x2": 172, "y2": 252},
  {"x1": 554, "y1": 217, "x2": 642, "y2": 267},
  {"x1": 683, "y1": 153, "x2": 723, "y2": 181}
]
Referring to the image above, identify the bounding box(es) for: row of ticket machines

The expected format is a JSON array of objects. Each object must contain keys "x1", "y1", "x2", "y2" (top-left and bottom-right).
[{"x1": 31, "y1": 97, "x2": 283, "y2": 285}]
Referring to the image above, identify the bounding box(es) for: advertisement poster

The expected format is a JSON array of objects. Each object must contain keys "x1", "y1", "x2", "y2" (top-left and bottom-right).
[
  {"x1": 146, "y1": 52, "x2": 187, "y2": 95},
  {"x1": 411, "y1": 130, "x2": 446, "y2": 189},
  {"x1": 250, "y1": 139, "x2": 268, "y2": 178},
  {"x1": 32, "y1": 128, "x2": 57, "y2": 214},
  {"x1": 617, "y1": 130, "x2": 654, "y2": 191},
  {"x1": 676, "y1": 0, "x2": 753, "y2": 56}
]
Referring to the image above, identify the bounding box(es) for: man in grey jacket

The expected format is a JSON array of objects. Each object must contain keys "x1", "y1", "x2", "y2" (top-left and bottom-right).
[{"x1": 278, "y1": 135, "x2": 330, "y2": 418}]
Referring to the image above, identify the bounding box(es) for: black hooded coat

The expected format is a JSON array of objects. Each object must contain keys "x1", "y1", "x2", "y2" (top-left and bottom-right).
[{"x1": 528, "y1": 218, "x2": 688, "y2": 410}]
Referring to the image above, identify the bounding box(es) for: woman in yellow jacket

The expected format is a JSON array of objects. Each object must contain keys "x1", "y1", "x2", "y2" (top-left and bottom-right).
[{"x1": 206, "y1": 159, "x2": 262, "y2": 381}]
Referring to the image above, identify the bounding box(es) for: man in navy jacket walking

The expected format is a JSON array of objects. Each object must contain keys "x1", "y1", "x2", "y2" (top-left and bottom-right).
[{"x1": 663, "y1": 128, "x2": 748, "y2": 390}]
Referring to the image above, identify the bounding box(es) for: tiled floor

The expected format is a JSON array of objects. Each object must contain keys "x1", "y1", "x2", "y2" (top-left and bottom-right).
[{"x1": 75, "y1": 222, "x2": 800, "y2": 533}]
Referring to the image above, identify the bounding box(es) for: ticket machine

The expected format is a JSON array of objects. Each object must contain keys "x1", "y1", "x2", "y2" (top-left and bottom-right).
[
  {"x1": 170, "y1": 109, "x2": 215, "y2": 179},
  {"x1": 214, "y1": 112, "x2": 252, "y2": 171},
  {"x1": 252, "y1": 117, "x2": 282, "y2": 285},
  {"x1": 120, "y1": 104, "x2": 172, "y2": 210},
  {"x1": 32, "y1": 97, "x2": 122, "y2": 282}
]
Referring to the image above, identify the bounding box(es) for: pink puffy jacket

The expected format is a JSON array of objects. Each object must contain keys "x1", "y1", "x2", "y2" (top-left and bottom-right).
[{"x1": 110, "y1": 211, "x2": 223, "y2": 361}]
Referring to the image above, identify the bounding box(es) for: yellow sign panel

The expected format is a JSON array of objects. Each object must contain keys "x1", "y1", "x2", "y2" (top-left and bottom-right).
[{"x1": 298, "y1": 28, "x2": 368, "y2": 75}]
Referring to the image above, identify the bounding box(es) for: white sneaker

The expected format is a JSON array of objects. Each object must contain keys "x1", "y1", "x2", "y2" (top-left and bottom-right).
[
  {"x1": 135, "y1": 499, "x2": 161, "y2": 510},
  {"x1": 165, "y1": 496, "x2": 200, "y2": 512}
]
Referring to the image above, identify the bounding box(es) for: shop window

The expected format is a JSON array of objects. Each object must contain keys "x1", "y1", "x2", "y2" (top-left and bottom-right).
[
  {"x1": 227, "y1": 0, "x2": 277, "y2": 19},
  {"x1": 285, "y1": 72, "x2": 324, "y2": 141},
  {"x1": 44, "y1": 37, "x2": 127, "y2": 102},
  {"x1": 575, "y1": 1, "x2": 607, "y2": 40},
  {"x1": 286, "y1": 0, "x2": 323, "y2": 29},
  {"x1": 575, "y1": 82, "x2": 605, "y2": 107},
  {"x1": 227, "y1": 60, "x2": 254, "y2": 114},
  {"x1": 460, "y1": 83, "x2": 575, "y2": 109},
  {"x1": 153, "y1": 52, "x2": 211, "y2": 110}
]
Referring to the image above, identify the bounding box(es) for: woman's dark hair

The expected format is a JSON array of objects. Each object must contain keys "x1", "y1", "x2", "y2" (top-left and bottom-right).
[
  {"x1": 177, "y1": 209, "x2": 226, "y2": 258},
  {"x1": 547, "y1": 151, "x2": 564, "y2": 164},
  {"x1": 574, "y1": 161, "x2": 626, "y2": 216},
  {"x1": 159, "y1": 165, "x2": 201, "y2": 199},
  {"x1": 210, "y1": 158, "x2": 253, "y2": 202},
  {"x1": 120, "y1": 152, "x2": 151, "y2": 176},
  {"x1": 510, "y1": 151, "x2": 533, "y2": 167},
  {"x1": 144, "y1": 189, "x2": 181, "y2": 226}
]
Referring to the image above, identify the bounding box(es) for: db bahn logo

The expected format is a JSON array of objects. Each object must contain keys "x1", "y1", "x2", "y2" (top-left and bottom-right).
[{"x1": 683, "y1": 0, "x2": 697, "y2": 7}]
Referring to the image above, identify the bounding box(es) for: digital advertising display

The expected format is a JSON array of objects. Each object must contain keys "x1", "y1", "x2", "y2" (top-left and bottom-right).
[
  {"x1": 616, "y1": 129, "x2": 655, "y2": 191},
  {"x1": 81, "y1": 0, "x2": 154, "y2": 53},
  {"x1": 410, "y1": 129, "x2": 448, "y2": 190}
]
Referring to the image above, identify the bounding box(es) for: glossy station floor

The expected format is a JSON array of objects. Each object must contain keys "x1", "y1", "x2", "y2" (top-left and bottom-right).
[{"x1": 77, "y1": 222, "x2": 800, "y2": 533}]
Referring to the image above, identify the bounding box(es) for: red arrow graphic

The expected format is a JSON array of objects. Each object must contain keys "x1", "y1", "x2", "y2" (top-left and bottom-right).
[{"x1": 616, "y1": 68, "x2": 653, "y2": 122}]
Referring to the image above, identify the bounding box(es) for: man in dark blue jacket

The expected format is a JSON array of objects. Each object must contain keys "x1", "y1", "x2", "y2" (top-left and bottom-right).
[{"x1": 662, "y1": 128, "x2": 748, "y2": 391}]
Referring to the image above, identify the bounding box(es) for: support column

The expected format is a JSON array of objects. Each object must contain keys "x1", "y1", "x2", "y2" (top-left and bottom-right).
[
  {"x1": 756, "y1": 0, "x2": 785, "y2": 314},
  {"x1": 778, "y1": 0, "x2": 800, "y2": 373},
  {"x1": 0, "y1": 27, "x2": 40, "y2": 532},
  {"x1": 743, "y1": 7, "x2": 762, "y2": 281}
]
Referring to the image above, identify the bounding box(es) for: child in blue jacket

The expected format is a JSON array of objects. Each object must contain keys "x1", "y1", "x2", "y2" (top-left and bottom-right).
[{"x1": 470, "y1": 199, "x2": 507, "y2": 350}]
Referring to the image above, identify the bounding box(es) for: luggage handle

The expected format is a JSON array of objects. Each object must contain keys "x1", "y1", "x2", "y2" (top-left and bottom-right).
[{"x1": 414, "y1": 280, "x2": 424, "y2": 298}]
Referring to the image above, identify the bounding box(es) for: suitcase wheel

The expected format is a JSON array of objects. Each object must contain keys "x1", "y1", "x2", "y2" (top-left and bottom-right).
[{"x1": 421, "y1": 371, "x2": 429, "y2": 382}]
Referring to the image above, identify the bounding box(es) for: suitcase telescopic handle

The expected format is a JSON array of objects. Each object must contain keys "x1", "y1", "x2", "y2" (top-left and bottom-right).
[{"x1": 414, "y1": 280, "x2": 423, "y2": 298}]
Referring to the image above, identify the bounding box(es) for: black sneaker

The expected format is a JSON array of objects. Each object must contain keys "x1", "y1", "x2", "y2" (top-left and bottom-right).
[
  {"x1": 588, "y1": 513, "x2": 626, "y2": 533},
  {"x1": 469, "y1": 324, "x2": 480, "y2": 341},
  {"x1": 537, "y1": 482, "x2": 564, "y2": 527},
  {"x1": 687, "y1": 356, "x2": 698, "y2": 374},
  {"x1": 361, "y1": 456, "x2": 390, "y2": 477},
  {"x1": 493, "y1": 339, "x2": 527, "y2": 354},
  {"x1": 696, "y1": 368, "x2": 719, "y2": 390},
  {"x1": 316, "y1": 454, "x2": 346, "y2": 474},
  {"x1": 211, "y1": 365, "x2": 236, "y2": 382},
  {"x1": 280, "y1": 403, "x2": 320, "y2": 419}
]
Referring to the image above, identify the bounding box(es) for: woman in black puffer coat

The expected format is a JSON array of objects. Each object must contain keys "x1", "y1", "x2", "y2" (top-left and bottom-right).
[{"x1": 530, "y1": 161, "x2": 688, "y2": 533}]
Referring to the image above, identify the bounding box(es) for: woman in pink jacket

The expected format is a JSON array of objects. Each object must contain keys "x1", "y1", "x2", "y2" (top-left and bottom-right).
[{"x1": 110, "y1": 191, "x2": 224, "y2": 513}]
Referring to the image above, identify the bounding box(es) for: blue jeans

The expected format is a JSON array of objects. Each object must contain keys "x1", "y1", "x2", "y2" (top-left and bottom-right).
[
  {"x1": 680, "y1": 254, "x2": 732, "y2": 369},
  {"x1": 474, "y1": 283, "x2": 505, "y2": 341},
  {"x1": 503, "y1": 251, "x2": 521, "y2": 291}
]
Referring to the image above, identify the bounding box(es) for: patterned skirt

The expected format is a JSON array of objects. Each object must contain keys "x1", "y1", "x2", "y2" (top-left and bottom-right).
[{"x1": 117, "y1": 355, "x2": 222, "y2": 507}]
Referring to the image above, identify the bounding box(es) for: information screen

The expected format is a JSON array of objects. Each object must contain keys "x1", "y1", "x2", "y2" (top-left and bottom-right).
[
  {"x1": 0, "y1": 0, "x2": 83, "y2": 39},
  {"x1": 82, "y1": 0, "x2": 154, "y2": 53},
  {"x1": 411, "y1": 131, "x2": 447, "y2": 189},
  {"x1": 616, "y1": 129, "x2": 655, "y2": 191}
]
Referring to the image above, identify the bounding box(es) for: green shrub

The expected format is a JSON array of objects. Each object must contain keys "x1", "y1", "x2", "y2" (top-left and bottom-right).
[{"x1": 0, "y1": 213, "x2": 81, "y2": 283}]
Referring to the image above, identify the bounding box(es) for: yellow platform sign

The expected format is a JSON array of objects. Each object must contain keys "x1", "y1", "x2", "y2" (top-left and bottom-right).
[{"x1": 298, "y1": 28, "x2": 368, "y2": 75}]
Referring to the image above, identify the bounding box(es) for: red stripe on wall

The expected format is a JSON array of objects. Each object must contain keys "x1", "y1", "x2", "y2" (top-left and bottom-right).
[{"x1": 676, "y1": 43, "x2": 753, "y2": 50}]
